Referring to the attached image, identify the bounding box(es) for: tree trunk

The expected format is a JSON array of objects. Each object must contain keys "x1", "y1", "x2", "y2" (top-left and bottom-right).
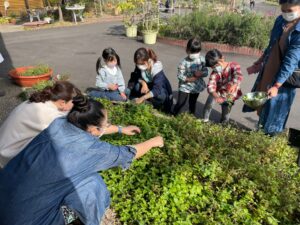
[
  {"x1": 24, "y1": 0, "x2": 30, "y2": 9},
  {"x1": 58, "y1": 0, "x2": 64, "y2": 22}
]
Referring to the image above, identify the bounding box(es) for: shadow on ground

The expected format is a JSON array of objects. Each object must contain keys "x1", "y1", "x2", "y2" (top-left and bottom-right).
[{"x1": 172, "y1": 91, "x2": 251, "y2": 131}]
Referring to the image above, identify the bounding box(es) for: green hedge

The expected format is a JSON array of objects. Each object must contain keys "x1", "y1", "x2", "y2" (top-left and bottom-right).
[
  {"x1": 100, "y1": 101, "x2": 300, "y2": 225},
  {"x1": 159, "y1": 11, "x2": 275, "y2": 50}
]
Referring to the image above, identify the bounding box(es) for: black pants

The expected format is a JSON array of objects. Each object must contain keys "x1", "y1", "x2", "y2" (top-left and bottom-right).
[{"x1": 173, "y1": 91, "x2": 199, "y2": 116}]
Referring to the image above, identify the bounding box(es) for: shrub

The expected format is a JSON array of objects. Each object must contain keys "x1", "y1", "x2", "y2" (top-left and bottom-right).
[
  {"x1": 159, "y1": 11, "x2": 274, "y2": 50},
  {"x1": 20, "y1": 64, "x2": 50, "y2": 76},
  {"x1": 99, "y1": 100, "x2": 300, "y2": 225}
]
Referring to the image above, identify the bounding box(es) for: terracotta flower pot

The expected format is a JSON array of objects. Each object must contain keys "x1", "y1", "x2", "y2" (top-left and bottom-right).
[{"x1": 9, "y1": 66, "x2": 53, "y2": 87}]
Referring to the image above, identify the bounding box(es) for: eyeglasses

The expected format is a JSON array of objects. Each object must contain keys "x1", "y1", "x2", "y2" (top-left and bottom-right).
[{"x1": 96, "y1": 122, "x2": 111, "y2": 132}]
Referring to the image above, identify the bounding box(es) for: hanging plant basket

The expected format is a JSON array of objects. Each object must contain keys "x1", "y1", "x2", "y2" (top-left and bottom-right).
[{"x1": 9, "y1": 66, "x2": 53, "y2": 87}]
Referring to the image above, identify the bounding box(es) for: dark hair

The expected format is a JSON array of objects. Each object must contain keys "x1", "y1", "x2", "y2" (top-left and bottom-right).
[
  {"x1": 186, "y1": 38, "x2": 202, "y2": 54},
  {"x1": 96, "y1": 47, "x2": 121, "y2": 74},
  {"x1": 279, "y1": 0, "x2": 300, "y2": 4},
  {"x1": 205, "y1": 49, "x2": 223, "y2": 67},
  {"x1": 29, "y1": 81, "x2": 80, "y2": 103},
  {"x1": 67, "y1": 95, "x2": 106, "y2": 131},
  {"x1": 134, "y1": 48, "x2": 157, "y2": 64}
]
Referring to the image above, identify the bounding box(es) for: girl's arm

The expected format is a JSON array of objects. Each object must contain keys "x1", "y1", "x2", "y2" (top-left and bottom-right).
[
  {"x1": 177, "y1": 60, "x2": 188, "y2": 82},
  {"x1": 95, "y1": 69, "x2": 109, "y2": 90},
  {"x1": 117, "y1": 68, "x2": 126, "y2": 93}
]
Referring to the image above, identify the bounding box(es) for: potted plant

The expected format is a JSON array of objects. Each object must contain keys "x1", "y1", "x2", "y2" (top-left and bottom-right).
[
  {"x1": 117, "y1": 0, "x2": 143, "y2": 38},
  {"x1": 9, "y1": 64, "x2": 53, "y2": 87},
  {"x1": 141, "y1": 2, "x2": 160, "y2": 45},
  {"x1": 8, "y1": 12, "x2": 17, "y2": 24}
]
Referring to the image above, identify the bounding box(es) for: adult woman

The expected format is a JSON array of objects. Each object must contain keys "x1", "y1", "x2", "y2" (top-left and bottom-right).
[
  {"x1": 0, "y1": 81, "x2": 140, "y2": 169},
  {"x1": 0, "y1": 81, "x2": 79, "y2": 168},
  {"x1": 244, "y1": 0, "x2": 300, "y2": 135},
  {"x1": 0, "y1": 96, "x2": 164, "y2": 225},
  {"x1": 127, "y1": 48, "x2": 173, "y2": 113}
]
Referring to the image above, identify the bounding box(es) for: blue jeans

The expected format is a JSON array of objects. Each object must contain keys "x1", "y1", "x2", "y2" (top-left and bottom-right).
[
  {"x1": 88, "y1": 90, "x2": 125, "y2": 102},
  {"x1": 63, "y1": 173, "x2": 110, "y2": 225}
]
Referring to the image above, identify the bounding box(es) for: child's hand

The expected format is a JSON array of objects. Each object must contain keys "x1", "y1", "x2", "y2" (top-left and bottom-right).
[
  {"x1": 215, "y1": 97, "x2": 225, "y2": 104},
  {"x1": 135, "y1": 97, "x2": 145, "y2": 105},
  {"x1": 108, "y1": 84, "x2": 118, "y2": 91},
  {"x1": 120, "y1": 92, "x2": 127, "y2": 100},
  {"x1": 186, "y1": 76, "x2": 198, "y2": 82},
  {"x1": 141, "y1": 84, "x2": 149, "y2": 94},
  {"x1": 194, "y1": 71, "x2": 202, "y2": 78}
]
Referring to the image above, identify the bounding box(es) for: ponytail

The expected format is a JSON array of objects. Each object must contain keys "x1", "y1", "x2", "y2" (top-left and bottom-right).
[
  {"x1": 29, "y1": 81, "x2": 79, "y2": 103},
  {"x1": 134, "y1": 48, "x2": 157, "y2": 64},
  {"x1": 147, "y1": 49, "x2": 157, "y2": 62},
  {"x1": 96, "y1": 57, "x2": 102, "y2": 75},
  {"x1": 67, "y1": 95, "x2": 106, "y2": 131}
]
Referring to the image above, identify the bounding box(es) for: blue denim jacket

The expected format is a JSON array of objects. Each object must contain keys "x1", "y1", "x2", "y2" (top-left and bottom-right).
[
  {"x1": 264, "y1": 15, "x2": 300, "y2": 84},
  {"x1": 0, "y1": 117, "x2": 136, "y2": 225}
]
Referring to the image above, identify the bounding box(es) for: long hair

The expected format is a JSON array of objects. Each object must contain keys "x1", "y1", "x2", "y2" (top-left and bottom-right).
[{"x1": 29, "y1": 81, "x2": 80, "y2": 103}]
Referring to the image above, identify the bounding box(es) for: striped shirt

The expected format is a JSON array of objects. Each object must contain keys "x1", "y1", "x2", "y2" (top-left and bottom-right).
[{"x1": 207, "y1": 62, "x2": 243, "y2": 100}]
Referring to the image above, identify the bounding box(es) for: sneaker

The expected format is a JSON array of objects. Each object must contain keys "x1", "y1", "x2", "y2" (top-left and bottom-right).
[{"x1": 203, "y1": 119, "x2": 209, "y2": 123}]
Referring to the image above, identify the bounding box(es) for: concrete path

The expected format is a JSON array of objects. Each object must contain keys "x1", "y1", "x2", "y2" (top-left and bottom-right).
[{"x1": 0, "y1": 21, "x2": 299, "y2": 131}]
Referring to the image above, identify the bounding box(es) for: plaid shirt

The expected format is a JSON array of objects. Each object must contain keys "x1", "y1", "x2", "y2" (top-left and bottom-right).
[
  {"x1": 177, "y1": 56, "x2": 209, "y2": 93},
  {"x1": 207, "y1": 62, "x2": 243, "y2": 100}
]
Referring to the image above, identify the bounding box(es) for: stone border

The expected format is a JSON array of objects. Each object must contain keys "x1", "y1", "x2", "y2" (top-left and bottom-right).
[{"x1": 157, "y1": 36, "x2": 263, "y2": 57}]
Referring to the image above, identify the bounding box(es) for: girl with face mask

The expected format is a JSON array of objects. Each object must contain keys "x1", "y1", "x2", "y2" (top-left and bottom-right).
[
  {"x1": 243, "y1": 0, "x2": 300, "y2": 135},
  {"x1": 203, "y1": 49, "x2": 243, "y2": 123},
  {"x1": 127, "y1": 48, "x2": 173, "y2": 113},
  {"x1": 87, "y1": 47, "x2": 127, "y2": 102}
]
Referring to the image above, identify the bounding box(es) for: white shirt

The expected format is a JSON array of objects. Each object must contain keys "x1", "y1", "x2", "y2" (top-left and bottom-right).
[{"x1": 0, "y1": 101, "x2": 66, "y2": 168}]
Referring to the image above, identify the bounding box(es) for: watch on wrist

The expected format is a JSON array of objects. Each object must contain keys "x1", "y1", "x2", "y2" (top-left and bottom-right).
[{"x1": 118, "y1": 126, "x2": 123, "y2": 134}]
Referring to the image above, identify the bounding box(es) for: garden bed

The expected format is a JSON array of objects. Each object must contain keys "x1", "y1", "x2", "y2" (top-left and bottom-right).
[{"x1": 99, "y1": 100, "x2": 300, "y2": 225}]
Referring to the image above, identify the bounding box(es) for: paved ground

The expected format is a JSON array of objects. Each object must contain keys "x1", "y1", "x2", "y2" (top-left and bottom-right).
[{"x1": 0, "y1": 20, "x2": 299, "y2": 130}]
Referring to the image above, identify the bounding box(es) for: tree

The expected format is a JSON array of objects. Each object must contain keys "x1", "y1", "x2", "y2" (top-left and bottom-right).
[
  {"x1": 49, "y1": 0, "x2": 64, "y2": 22},
  {"x1": 24, "y1": 0, "x2": 29, "y2": 9}
]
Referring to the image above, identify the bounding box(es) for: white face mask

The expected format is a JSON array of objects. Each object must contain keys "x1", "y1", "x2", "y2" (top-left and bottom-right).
[
  {"x1": 282, "y1": 11, "x2": 299, "y2": 22},
  {"x1": 189, "y1": 53, "x2": 200, "y2": 60},
  {"x1": 214, "y1": 65, "x2": 223, "y2": 73},
  {"x1": 137, "y1": 64, "x2": 148, "y2": 71}
]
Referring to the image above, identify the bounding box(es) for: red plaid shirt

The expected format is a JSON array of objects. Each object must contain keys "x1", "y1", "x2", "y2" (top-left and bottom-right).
[{"x1": 207, "y1": 62, "x2": 243, "y2": 100}]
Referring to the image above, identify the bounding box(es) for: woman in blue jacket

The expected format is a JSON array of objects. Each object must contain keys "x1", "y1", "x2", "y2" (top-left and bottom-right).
[
  {"x1": 244, "y1": 0, "x2": 300, "y2": 135},
  {"x1": 0, "y1": 95, "x2": 164, "y2": 225},
  {"x1": 127, "y1": 48, "x2": 173, "y2": 113}
]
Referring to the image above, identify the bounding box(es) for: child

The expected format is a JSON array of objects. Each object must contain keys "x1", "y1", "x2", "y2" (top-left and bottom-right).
[
  {"x1": 88, "y1": 48, "x2": 126, "y2": 101},
  {"x1": 203, "y1": 49, "x2": 243, "y2": 123},
  {"x1": 127, "y1": 48, "x2": 173, "y2": 113},
  {"x1": 173, "y1": 38, "x2": 208, "y2": 116}
]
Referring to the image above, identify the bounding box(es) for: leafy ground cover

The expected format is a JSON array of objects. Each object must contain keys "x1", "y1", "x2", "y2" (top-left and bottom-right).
[{"x1": 99, "y1": 100, "x2": 300, "y2": 225}]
